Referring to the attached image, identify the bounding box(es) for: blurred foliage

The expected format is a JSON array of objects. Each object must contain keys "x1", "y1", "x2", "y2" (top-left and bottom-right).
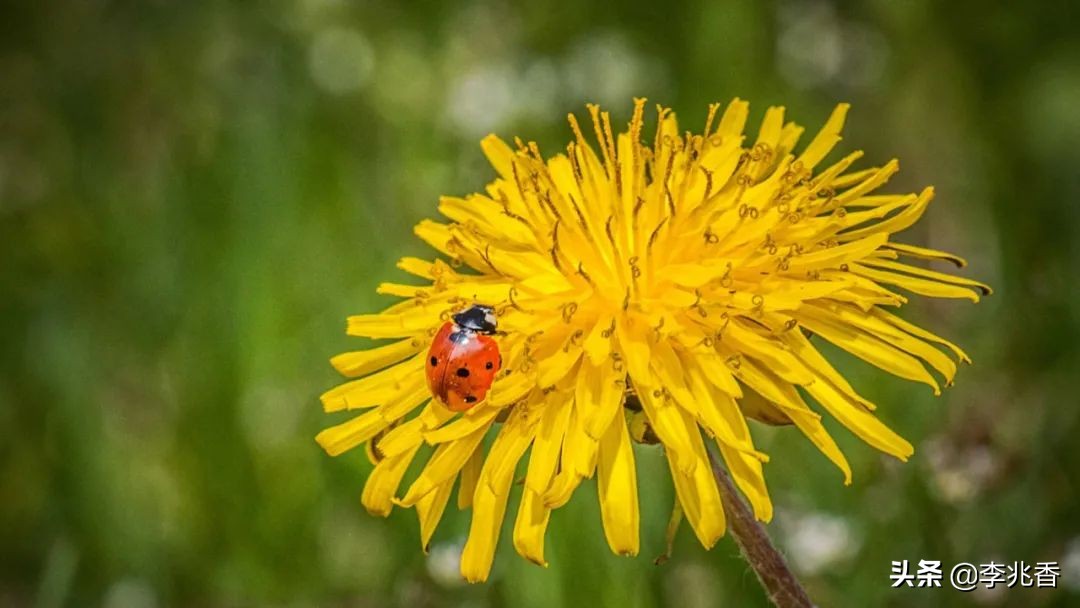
[{"x1": 2, "y1": 0, "x2": 1079, "y2": 606}]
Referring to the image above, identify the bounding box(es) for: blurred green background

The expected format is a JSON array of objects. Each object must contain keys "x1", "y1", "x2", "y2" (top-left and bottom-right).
[{"x1": 2, "y1": 0, "x2": 1079, "y2": 606}]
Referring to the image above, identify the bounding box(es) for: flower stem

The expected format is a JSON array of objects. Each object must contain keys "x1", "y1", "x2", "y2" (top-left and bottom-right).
[{"x1": 707, "y1": 449, "x2": 814, "y2": 608}]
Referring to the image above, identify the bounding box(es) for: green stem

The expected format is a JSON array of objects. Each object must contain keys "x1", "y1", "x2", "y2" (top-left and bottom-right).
[{"x1": 707, "y1": 449, "x2": 814, "y2": 608}]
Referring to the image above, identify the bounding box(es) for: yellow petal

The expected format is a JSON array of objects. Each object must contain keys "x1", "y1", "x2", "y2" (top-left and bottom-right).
[
  {"x1": 698, "y1": 135, "x2": 745, "y2": 193},
  {"x1": 460, "y1": 482, "x2": 511, "y2": 583},
  {"x1": 596, "y1": 415, "x2": 640, "y2": 556},
  {"x1": 664, "y1": 260, "x2": 736, "y2": 288},
  {"x1": 377, "y1": 402, "x2": 455, "y2": 458},
  {"x1": 347, "y1": 311, "x2": 436, "y2": 339},
  {"x1": 723, "y1": 320, "x2": 814, "y2": 386},
  {"x1": 851, "y1": 262, "x2": 981, "y2": 303},
  {"x1": 763, "y1": 278, "x2": 853, "y2": 306},
  {"x1": 833, "y1": 160, "x2": 901, "y2": 206},
  {"x1": 442, "y1": 280, "x2": 519, "y2": 304},
  {"x1": 457, "y1": 446, "x2": 483, "y2": 510},
  {"x1": 753, "y1": 106, "x2": 785, "y2": 154},
  {"x1": 683, "y1": 358, "x2": 766, "y2": 458},
  {"x1": 860, "y1": 258, "x2": 991, "y2": 296},
  {"x1": 583, "y1": 314, "x2": 614, "y2": 364},
  {"x1": 797, "y1": 103, "x2": 849, "y2": 170},
  {"x1": 665, "y1": 417, "x2": 725, "y2": 548},
  {"x1": 439, "y1": 195, "x2": 535, "y2": 245},
  {"x1": 418, "y1": 399, "x2": 456, "y2": 427},
  {"x1": 637, "y1": 387, "x2": 696, "y2": 475},
  {"x1": 717, "y1": 439, "x2": 773, "y2": 521},
  {"x1": 733, "y1": 358, "x2": 852, "y2": 483},
  {"x1": 803, "y1": 376, "x2": 914, "y2": 461},
  {"x1": 565, "y1": 400, "x2": 599, "y2": 478},
  {"x1": 649, "y1": 339, "x2": 697, "y2": 407},
  {"x1": 461, "y1": 417, "x2": 534, "y2": 583},
  {"x1": 423, "y1": 407, "x2": 502, "y2": 445},
  {"x1": 399, "y1": 423, "x2": 490, "y2": 507},
  {"x1": 362, "y1": 445, "x2": 421, "y2": 516},
  {"x1": 715, "y1": 98, "x2": 749, "y2": 139},
  {"x1": 481, "y1": 134, "x2": 516, "y2": 180},
  {"x1": 320, "y1": 356, "x2": 423, "y2": 411},
  {"x1": 579, "y1": 360, "x2": 626, "y2": 440},
  {"x1": 616, "y1": 314, "x2": 652, "y2": 386},
  {"x1": 811, "y1": 150, "x2": 865, "y2": 192},
  {"x1": 330, "y1": 338, "x2": 423, "y2": 378},
  {"x1": 883, "y1": 242, "x2": 967, "y2": 268},
  {"x1": 737, "y1": 385, "x2": 794, "y2": 426},
  {"x1": 525, "y1": 395, "x2": 573, "y2": 494},
  {"x1": 484, "y1": 407, "x2": 541, "y2": 494},
  {"x1": 872, "y1": 308, "x2": 971, "y2": 363},
  {"x1": 375, "y1": 282, "x2": 431, "y2": 298},
  {"x1": 413, "y1": 219, "x2": 454, "y2": 258},
  {"x1": 820, "y1": 271, "x2": 908, "y2": 309},
  {"x1": 839, "y1": 186, "x2": 932, "y2": 240},
  {"x1": 541, "y1": 405, "x2": 593, "y2": 508},
  {"x1": 485, "y1": 373, "x2": 536, "y2": 407},
  {"x1": 692, "y1": 349, "x2": 743, "y2": 398},
  {"x1": 795, "y1": 308, "x2": 942, "y2": 395},
  {"x1": 316, "y1": 408, "x2": 391, "y2": 457},
  {"x1": 783, "y1": 233, "x2": 887, "y2": 273},
  {"x1": 541, "y1": 468, "x2": 585, "y2": 510},
  {"x1": 536, "y1": 343, "x2": 583, "y2": 387},
  {"x1": 774, "y1": 320, "x2": 874, "y2": 409},
  {"x1": 417, "y1": 477, "x2": 455, "y2": 552},
  {"x1": 378, "y1": 382, "x2": 435, "y2": 422},
  {"x1": 810, "y1": 302, "x2": 958, "y2": 384},
  {"x1": 831, "y1": 166, "x2": 887, "y2": 191},
  {"x1": 775, "y1": 121, "x2": 805, "y2": 160},
  {"x1": 396, "y1": 256, "x2": 436, "y2": 279},
  {"x1": 513, "y1": 489, "x2": 552, "y2": 566}
]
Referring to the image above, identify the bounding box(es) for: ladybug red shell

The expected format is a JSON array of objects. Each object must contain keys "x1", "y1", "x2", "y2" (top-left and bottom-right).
[{"x1": 426, "y1": 304, "x2": 502, "y2": 411}]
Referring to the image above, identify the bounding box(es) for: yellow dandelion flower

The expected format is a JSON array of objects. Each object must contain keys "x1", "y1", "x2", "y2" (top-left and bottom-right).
[{"x1": 317, "y1": 99, "x2": 990, "y2": 583}]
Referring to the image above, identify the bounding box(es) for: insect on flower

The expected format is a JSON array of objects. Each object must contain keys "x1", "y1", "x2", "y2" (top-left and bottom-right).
[
  {"x1": 316, "y1": 98, "x2": 990, "y2": 583},
  {"x1": 425, "y1": 304, "x2": 503, "y2": 411}
]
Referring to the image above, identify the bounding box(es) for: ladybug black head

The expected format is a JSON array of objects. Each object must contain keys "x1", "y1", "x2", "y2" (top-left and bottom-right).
[{"x1": 453, "y1": 304, "x2": 497, "y2": 335}]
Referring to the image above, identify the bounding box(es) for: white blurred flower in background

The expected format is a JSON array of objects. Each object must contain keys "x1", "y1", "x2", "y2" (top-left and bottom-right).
[
  {"x1": 309, "y1": 27, "x2": 375, "y2": 95},
  {"x1": 779, "y1": 510, "x2": 861, "y2": 576}
]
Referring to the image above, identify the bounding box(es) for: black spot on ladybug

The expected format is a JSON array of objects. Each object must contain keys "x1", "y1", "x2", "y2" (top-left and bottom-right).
[
  {"x1": 485, "y1": 361, "x2": 494, "y2": 370},
  {"x1": 430, "y1": 356, "x2": 438, "y2": 366},
  {"x1": 456, "y1": 367, "x2": 470, "y2": 378},
  {"x1": 449, "y1": 331, "x2": 469, "y2": 344},
  {"x1": 464, "y1": 395, "x2": 478, "y2": 403}
]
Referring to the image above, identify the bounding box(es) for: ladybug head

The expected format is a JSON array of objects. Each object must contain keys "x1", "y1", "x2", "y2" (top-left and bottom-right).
[{"x1": 453, "y1": 304, "x2": 497, "y2": 335}]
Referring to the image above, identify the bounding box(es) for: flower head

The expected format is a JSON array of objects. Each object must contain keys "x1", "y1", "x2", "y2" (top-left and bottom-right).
[{"x1": 317, "y1": 99, "x2": 989, "y2": 582}]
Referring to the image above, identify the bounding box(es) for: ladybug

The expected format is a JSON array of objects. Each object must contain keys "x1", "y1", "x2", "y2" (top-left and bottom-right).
[{"x1": 426, "y1": 304, "x2": 502, "y2": 411}]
